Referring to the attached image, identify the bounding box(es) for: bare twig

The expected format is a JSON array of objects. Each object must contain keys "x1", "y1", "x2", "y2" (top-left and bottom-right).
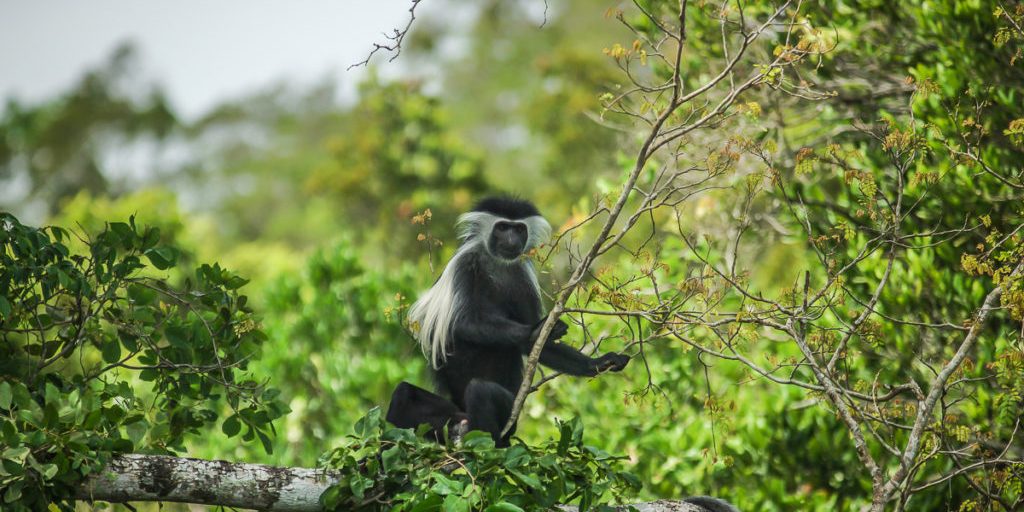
[{"x1": 348, "y1": 0, "x2": 423, "y2": 70}]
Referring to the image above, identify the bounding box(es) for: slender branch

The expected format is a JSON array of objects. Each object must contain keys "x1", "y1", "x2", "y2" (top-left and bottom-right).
[{"x1": 502, "y1": 0, "x2": 697, "y2": 437}]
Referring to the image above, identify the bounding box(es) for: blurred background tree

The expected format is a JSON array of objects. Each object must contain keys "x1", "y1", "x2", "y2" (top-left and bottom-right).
[{"x1": 0, "y1": 43, "x2": 176, "y2": 218}]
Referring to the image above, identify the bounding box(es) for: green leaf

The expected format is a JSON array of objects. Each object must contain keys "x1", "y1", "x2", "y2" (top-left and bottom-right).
[
  {"x1": 3, "y1": 446, "x2": 30, "y2": 463},
  {"x1": 40, "y1": 463, "x2": 58, "y2": 480},
  {"x1": 461, "y1": 430, "x2": 495, "y2": 449},
  {"x1": 256, "y1": 429, "x2": 274, "y2": 454},
  {"x1": 0, "y1": 419, "x2": 16, "y2": 439},
  {"x1": 408, "y1": 494, "x2": 444, "y2": 512},
  {"x1": 56, "y1": 267, "x2": 72, "y2": 288},
  {"x1": 0, "y1": 295, "x2": 11, "y2": 319},
  {"x1": 320, "y1": 485, "x2": 342, "y2": 508},
  {"x1": 503, "y1": 445, "x2": 529, "y2": 466},
  {"x1": 485, "y1": 502, "x2": 526, "y2": 512},
  {"x1": 101, "y1": 339, "x2": 122, "y2": 364},
  {"x1": 104, "y1": 405, "x2": 126, "y2": 424},
  {"x1": 3, "y1": 484, "x2": 22, "y2": 503},
  {"x1": 442, "y1": 494, "x2": 470, "y2": 512},
  {"x1": 349, "y1": 474, "x2": 372, "y2": 501},
  {"x1": 10, "y1": 382, "x2": 35, "y2": 410},
  {"x1": 145, "y1": 246, "x2": 178, "y2": 270},
  {"x1": 430, "y1": 474, "x2": 464, "y2": 496},
  {"x1": 222, "y1": 415, "x2": 241, "y2": 437},
  {"x1": 126, "y1": 419, "x2": 148, "y2": 446},
  {"x1": 142, "y1": 226, "x2": 161, "y2": 249},
  {"x1": 225, "y1": 275, "x2": 250, "y2": 290},
  {"x1": 381, "y1": 445, "x2": 402, "y2": 472},
  {"x1": 127, "y1": 283, "x2": 157, "y2": 305},
  {"x1": 354, "y1": 407, "x2": 382, "y2": 436},
  {"x1": 165, "y1": 324, "x2": 189, "y2": 347},
  {"x1": 620, "y1": 471, "x2": 642, "y2": 491},
  {"x1": 44, "y1": 382, "x2": 60, "y2": 407},
  {"x1": 110, "y1": 222, "x2": 134, "y2": 244},
  {"x1": 0, "y1": 382, "x2": 11, "y2": 410},
  {"x1": 509, "y1": 468, "x2": 541, "y2": 489}
]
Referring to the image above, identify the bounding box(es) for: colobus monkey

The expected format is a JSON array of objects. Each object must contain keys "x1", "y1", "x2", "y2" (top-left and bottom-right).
[{"x1": 387, "y1": 197, "x2": 629, "y2": 446}]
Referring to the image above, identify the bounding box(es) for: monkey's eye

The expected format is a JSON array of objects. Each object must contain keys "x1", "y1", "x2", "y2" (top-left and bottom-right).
[{"x1": 494, "y1": 222, "x2": 527, "y2": 235}]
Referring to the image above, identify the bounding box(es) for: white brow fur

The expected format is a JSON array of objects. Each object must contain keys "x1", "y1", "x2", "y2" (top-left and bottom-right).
[{"x1": 408, "y1": 211, "x2": 551, "y2": 368}]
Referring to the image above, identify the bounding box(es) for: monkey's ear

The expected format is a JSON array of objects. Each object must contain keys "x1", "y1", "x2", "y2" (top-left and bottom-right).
[
  {"x1": 456, "y1": 211, "x2": 495, "y2": 242},
  {"x1": 524, "y1": 215, "x2": 552, "y2": 247}
]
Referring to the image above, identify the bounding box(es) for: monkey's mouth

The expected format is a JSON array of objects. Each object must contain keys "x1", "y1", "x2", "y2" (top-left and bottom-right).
[{"x1": 491, "y1": 243, "x2": 525, "y2": 262}]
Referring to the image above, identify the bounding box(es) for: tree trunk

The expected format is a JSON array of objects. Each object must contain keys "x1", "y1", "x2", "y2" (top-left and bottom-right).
[{"x1": 75, "y1": 454, "x2": 713, "y2": 511}]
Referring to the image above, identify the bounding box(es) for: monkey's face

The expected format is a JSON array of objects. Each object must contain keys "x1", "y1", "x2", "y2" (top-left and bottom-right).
[{"x1": 488, "y1": 220, "x2": 529, "y2": 261}]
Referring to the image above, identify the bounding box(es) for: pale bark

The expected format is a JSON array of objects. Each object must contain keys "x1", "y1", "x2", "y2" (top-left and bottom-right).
[
  {"x1": 75, "y1": 454, "x2": 715, "y2": 511},
  {"x1": 75, "y1": 454, "x2": 339, "y2": 511}
]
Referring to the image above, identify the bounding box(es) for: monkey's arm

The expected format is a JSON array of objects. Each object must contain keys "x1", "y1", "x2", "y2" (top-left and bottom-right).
[
  {"x1": 539, "y1": 343, "x2": 630, "y2": 376},
  {"x1": 453, "y1": 309, "x2": 571, "y2": 349},
  {"x1": 452, "y1": 314, "x2": 535, "y2": 348}
]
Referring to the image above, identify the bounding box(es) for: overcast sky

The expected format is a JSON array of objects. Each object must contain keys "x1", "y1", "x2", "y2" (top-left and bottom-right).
[{"x1": 0, "y1": 1, "x2": 423, "y2": 119}]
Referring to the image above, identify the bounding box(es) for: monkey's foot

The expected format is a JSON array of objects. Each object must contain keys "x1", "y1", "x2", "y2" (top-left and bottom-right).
[{"x1": 450, "y1": 418, "x2": 470, "y2": 446}]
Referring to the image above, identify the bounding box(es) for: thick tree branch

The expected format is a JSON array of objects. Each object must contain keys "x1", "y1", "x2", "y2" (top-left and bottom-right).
[
  {"x1": 76, "y1": 454, "x2": 338, "y2": 512},
  {"x1": 75, "y1": 454, "x2": 713, "y2": 511}
]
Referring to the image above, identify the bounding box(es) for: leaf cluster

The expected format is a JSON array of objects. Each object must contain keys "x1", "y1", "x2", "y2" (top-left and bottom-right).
[
  {"x1": 0, "y1": 213, "x2": 285, "y2": 509},
  {"x1": 319, "y1": 408, "x2": 641, "y2": 512}
]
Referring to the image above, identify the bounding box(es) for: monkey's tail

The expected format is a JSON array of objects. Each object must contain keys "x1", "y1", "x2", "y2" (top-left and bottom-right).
[{"x1": 682, "y1": 496, "x2": 740, "y2": 512}]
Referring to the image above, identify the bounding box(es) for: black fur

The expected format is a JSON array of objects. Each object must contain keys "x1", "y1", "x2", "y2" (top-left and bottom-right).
[
  {"x1": 471, "y1": 196, "x2": 541, "y2": 219},
  {"x1": 388, "y1": 198, "x2": 629, "y2": 446},
  {"x1": 386, "y1": 382, "x2": 468, "y2": 443}
]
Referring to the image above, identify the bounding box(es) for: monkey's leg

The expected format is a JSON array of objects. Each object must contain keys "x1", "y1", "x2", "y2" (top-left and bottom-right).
[
  {"x1": 464, "y1": 379, "x2": 516, "y2": 447},
  {"x1": 386, "y1": 381, "x2": 468, "y2": 443}
]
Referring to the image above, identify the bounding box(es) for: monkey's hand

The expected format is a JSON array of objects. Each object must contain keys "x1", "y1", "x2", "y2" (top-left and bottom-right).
[
  {"x1": 593, "y1": 353, "x2": 630, "y2": 374},
  {"x1": 530, "y1": 318, "x2": 569, "y2": 344}
]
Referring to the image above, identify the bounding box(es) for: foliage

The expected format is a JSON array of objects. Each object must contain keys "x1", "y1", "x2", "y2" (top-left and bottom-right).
[
  {"x1": 0, "y1": 213, "x2": 284, "y2": 510},
  {"x1": 199, "y1": 240, "x2": 427, "y2": 465},
  {"x1": 319, "y1": 408, "x2": 641, "y2": 512},
  {"x1": 304, "y1": 76, "x2": 490, "y2": 252}
]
